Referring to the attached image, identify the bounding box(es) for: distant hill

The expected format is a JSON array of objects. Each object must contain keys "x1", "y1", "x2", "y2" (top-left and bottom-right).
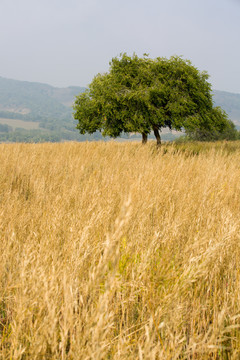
[
  {"x1": 0, "y1": 76, "x2": 239, "y2": 142},
  {"x1": 0, "y1": 76, "x2": 85, "y2": 122},
  {"x1": 0, "y1": 76, "x2": 88, "y2": 142}
]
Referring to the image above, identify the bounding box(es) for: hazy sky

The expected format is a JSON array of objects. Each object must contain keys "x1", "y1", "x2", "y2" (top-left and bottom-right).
[{"x1": 0, "y1": 0, "x2": 240, "y2": 92}]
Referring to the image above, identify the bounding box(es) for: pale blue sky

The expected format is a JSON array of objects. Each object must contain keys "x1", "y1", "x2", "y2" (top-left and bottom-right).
[{"x1": 0, "y1": 0, "x2": 239, "y2": 92}]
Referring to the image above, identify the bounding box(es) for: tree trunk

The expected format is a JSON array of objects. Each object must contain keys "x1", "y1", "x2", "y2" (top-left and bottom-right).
[
  {"x1": 153, "y1": 126, "x2": 161, "y2": 146},
  {"x1": 142, "y1": 133, "x2": 148, "y2": 144}
]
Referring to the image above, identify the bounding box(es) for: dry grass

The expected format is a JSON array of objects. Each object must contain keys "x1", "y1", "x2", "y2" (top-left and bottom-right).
[{"x1": 0, "y1": 141, "x2": 240, "y2": 359}]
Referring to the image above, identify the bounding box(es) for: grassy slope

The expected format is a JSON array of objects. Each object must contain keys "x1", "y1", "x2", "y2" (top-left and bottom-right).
[
  {"x1": 0, "y1": 141, "x2": 240, "y2": 359},
  {"x1": 0, "y1": 118, "x2": 40, "y2": 130}
]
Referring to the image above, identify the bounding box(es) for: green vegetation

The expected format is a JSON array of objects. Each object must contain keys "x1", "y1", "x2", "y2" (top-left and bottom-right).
[
  {"x1": 0, "y1": 74, "x2": 240, "y2": 143},
  {"x1": 213, "y1": 90, "x2": 240, "y2": 128},
  {"x1": 184, "y1": 119, "x2": 240, "y2": 141},
  {"x1": 0, "y1": 123, "x2": 12, "y2": 132},
  {"x1": 74, "y1": 54, "x2": 234, "y2": 145}
]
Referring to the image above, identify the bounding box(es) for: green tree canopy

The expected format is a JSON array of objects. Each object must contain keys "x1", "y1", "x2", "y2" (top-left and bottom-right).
[{"x1": 73, "y1": 54, "x2": 232, "y2": 145}]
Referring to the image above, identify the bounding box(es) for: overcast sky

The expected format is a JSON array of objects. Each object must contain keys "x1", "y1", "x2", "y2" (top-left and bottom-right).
[{"x1": 0, "y1": 0, "x2": 239, "y2": 92}]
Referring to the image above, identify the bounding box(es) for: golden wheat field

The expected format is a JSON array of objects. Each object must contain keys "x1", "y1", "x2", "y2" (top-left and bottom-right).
[{"x1": 0, "y1": 141, "x2": 240, "y2": 359}]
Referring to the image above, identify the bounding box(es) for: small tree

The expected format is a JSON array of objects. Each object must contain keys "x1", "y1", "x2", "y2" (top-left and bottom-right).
[
  {"x1": 185, "y1": 109, "x2": 239, "y2": 141},
  {"x1": 73, "y1": 54, "x2": 230, "y2": 145}
]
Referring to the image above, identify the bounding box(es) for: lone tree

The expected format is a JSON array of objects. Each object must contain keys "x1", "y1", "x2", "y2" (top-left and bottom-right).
[{"x1": 73, "y1": 54, "x2": 231, "y2": 145}]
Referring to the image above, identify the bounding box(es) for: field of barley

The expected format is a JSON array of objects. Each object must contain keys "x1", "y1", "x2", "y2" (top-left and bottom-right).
[{"x1": 0, "y1": 141, "x2": 240, "y2": 359}]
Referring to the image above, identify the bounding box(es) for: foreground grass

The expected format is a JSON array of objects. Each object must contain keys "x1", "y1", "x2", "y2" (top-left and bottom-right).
[{"x1": 0, "y1": 141, "x2": 240, "y2": 359}]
